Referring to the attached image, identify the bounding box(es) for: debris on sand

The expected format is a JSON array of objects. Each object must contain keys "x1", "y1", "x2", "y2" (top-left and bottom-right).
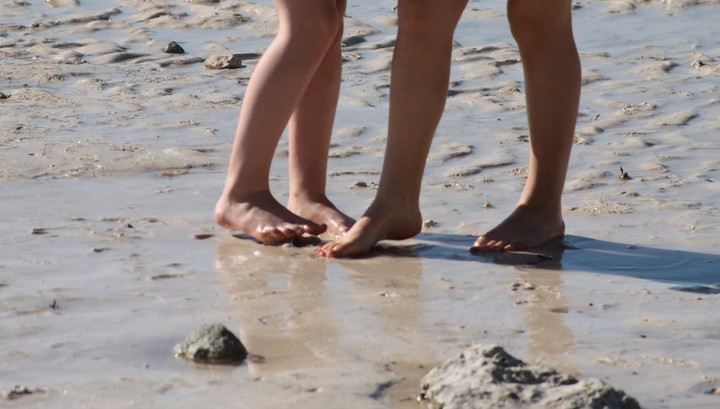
[
  {"x1": 204, "y1": 54, "x2": 243, "y2": 70},
  {"x1": 419, "y1": 344, "x2": 641, "y2": 409}
]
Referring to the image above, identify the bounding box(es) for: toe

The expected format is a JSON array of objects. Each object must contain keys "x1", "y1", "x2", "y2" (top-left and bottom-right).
[
  {"x1": 304, "y1": 223, "x2": 327, "y2": 236},
  {"x1": 317, "y1": 242, "x2": 337, "y2": 258},
  {"x1": 471, "y1": 236, "x2": 487, "y2": 250},
  {"x1": 278, "y1": 225, "x2": 303, "y2": 240},
  {"x1": 260, "y1": 226, "x2": 288, "y2": 244}
]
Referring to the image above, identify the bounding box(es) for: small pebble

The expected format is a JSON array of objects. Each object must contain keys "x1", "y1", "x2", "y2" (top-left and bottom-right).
[
  {"x1": 423, "y1": 219, "x2": 438, "y2": 228},
  {"x1": 164, "y1": 41, "x2": 185, "y2": 54}
]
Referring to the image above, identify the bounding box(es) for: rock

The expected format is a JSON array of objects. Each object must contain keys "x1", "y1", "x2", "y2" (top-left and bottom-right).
[
  {"x1": 164, "y1": 41, "x2": 185, "y2": 54},
  {"x1": 0, "y1": 92, "x2": 9, "y2": 100},
  {"x1": 204, "y1": 54, "x2": 243, "y2": 70},
  {"x1": 2, "y1": 385, "x2": 45, "y2": 400},
  {"x1": 423, "y1": 219, "x2": 438, "y2": 229},
  {"x1": 419, "y1": 344, "x2": 641, "y2": 409},
  {"x1": 173, "y1": 323, "x2": 248, "y2": 364}
]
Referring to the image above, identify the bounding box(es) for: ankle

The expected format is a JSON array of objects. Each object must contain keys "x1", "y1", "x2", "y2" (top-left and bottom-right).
[
  {"x1": 374, "y1": 189, "x2": 421, "y2": 211},
  {"x1": 288, "y1": 191, "x2": 330, "y2": 205},
  {"x1": 287, "y1": 193, "x2": 337, "y2": 216},
  {"x1": 517, "y1": 197, "x2": 562, "y2": 217},
  {"x1": 365, "y1": 199, "x2": 423, "y2": 236},
  {"x1": 223, "y1": 184, "x2": 271, "y2": 201}
]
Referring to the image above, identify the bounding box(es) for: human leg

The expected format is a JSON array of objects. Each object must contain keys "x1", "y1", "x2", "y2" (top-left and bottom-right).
[
  {"x1": 318, "y1": 0, "x2": 469, "y2": 257},
  {"x1": 215, "y1": 0, "x2": 344, "y2": 243},
  {"x1": 286, "y1": 0, "x2": 355, "y2": 239},
  {"x1": 472, "y1": 0, "x2": 580, "y2": 252}
]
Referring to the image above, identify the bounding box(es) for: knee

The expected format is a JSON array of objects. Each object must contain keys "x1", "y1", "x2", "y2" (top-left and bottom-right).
[
  {"x1": 307, "y1": 8, "x2": 344, "y2": 48},
  {"x1": 397, "y1": 0, "x2": 467, "y2": 38},
  {"x1": 284, "y1": 5, "x2": 343, "y2": 53},
  {"x1": 507, "y1": 0, "x2": 572, "y2": 48}
]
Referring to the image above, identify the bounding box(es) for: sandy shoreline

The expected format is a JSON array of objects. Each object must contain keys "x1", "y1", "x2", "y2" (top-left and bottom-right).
[{"x1": 2, "y1": 1, "x2": 720, "y2": 408}]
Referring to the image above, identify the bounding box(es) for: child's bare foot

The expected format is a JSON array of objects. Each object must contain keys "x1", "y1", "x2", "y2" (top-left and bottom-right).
[
  {"x1": 316, "y1": 201, "x2": 422, "y2": 258},
  {"x1": 215, "y1": 190, "x2": 326, "y2": 244},
  {"x1": 471, "y1": 205, "x2": 565, "y2": 252},
  {"x1": 288, "y1": 195, "x2": 355, "y2": 239}
]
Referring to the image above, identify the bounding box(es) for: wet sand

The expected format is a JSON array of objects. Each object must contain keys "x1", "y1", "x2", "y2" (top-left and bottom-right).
[{"x1": 2, "y1": 1, "x2": 720, "y2": 408}]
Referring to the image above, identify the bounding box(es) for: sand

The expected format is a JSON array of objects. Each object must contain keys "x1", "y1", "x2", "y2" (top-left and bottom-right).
[{"x1": 1, "y1": 0, "x2": 719, "y2": 408}]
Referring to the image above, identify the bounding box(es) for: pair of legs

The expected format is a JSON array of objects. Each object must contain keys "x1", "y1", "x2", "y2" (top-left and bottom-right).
[
  {"x1": 319, "y1": 0, "x2": 581, "y2": 257},
  {"x1": 215, "y1": 0, "x2": 354, "y2": 243}
]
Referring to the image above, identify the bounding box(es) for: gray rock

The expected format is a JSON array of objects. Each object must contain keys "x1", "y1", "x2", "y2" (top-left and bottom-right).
[
  {"x1": 204, "y1": 54, "x2": 243, "y2": 70},
  {"x1": 173, "y1": 323, "x2": 248, "y2": 364},
  {"x1": 419, "y1": 344, "x2": 641, "y2": 409}
]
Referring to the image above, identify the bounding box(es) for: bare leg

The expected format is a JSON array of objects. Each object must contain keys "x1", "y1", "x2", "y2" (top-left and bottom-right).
[
  {"x1": 215, "y1": 0, "x2": 344, "y2": 243},
  {"x1": 286, "y1": 0, "x2": 355, "y2": 239},
  {"x1": 472, "y1": 0, "x2": 580, "y2": 252},
  {"x1": 318, "y1": 0, "x2": 468, "y2": 257}
]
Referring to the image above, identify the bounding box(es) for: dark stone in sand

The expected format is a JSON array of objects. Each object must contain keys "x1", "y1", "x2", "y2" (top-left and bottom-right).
[
  {"x1": 2, "y1": 386, "x2": 45, "y2": 400},
  {"x1": 420, "y1": 344, "x2": 641, "y2": 409},
  {"x1": 164, "y1": 41, "x2": 185, "y2": 54},
  {"x1": 173, "y1": 323, "x2": 247, "y2": 364}
]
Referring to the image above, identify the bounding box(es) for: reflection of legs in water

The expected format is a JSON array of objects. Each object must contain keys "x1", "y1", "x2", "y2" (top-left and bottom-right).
[
  {"x1": 474, "y1": 242, "x2": 576, "y2": 372},
  {"x1": 336, "y1": 257, "x2": 430, "y2": 407},
  {"x1": 517, "y1": 268, "x2": 577, "y2": 375},
  {"x1": 214, "y1": 241, "x2": 335, "y2": 372}
]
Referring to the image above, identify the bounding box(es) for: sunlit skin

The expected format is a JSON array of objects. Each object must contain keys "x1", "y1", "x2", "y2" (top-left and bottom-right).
[
  {"x1": 318, "y1": 0, "x2": 580, "y2": 257},
  {"x1": 215, "y1": 0, "x2": 354, "y2": 244}
]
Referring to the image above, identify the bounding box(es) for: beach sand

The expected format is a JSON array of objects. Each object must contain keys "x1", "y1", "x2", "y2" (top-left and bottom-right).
[{"x1": 1, "y1": 0, "x2": 719, "y2": 407}]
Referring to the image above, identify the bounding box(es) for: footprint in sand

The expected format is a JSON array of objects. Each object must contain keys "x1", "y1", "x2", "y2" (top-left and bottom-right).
[
  {"x1": 427, "y1": 142, "x2": 474, "y2": 165},
  {"x1": 445, "y1": 150, "x2": 515, "y2": 178}
]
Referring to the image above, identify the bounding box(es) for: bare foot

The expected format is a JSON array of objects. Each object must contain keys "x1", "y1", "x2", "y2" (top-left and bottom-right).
[
  {"x1": 288, "y1": 195, "x2": 355, "y2": 239},
  {"x1": 471, "y1": 205, "x2": 565, "y2": 252},
  {"x1": 215, "y1": 190, "x2": 326, "y2": 244},
  {"x1": 316, "y1": 201, "x2": 422, "y2": 258}
]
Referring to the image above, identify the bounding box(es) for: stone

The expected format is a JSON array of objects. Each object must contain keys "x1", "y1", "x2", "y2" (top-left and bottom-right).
[
  {"x1": 419, "y1": 344, "x2": 640, "y2": 409},
  {"x1": 204, "y1": 54, "x2": 243, "y2": 70},
  {"x1": 164, "y1": 41, "x2": 185, "y2": 54},
  {"x1": 2, "y1": 385, "x2": 45, "y2": 400},
  {"x1": 173, "y1": 323, "x2": 248, "y2": 364}
]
